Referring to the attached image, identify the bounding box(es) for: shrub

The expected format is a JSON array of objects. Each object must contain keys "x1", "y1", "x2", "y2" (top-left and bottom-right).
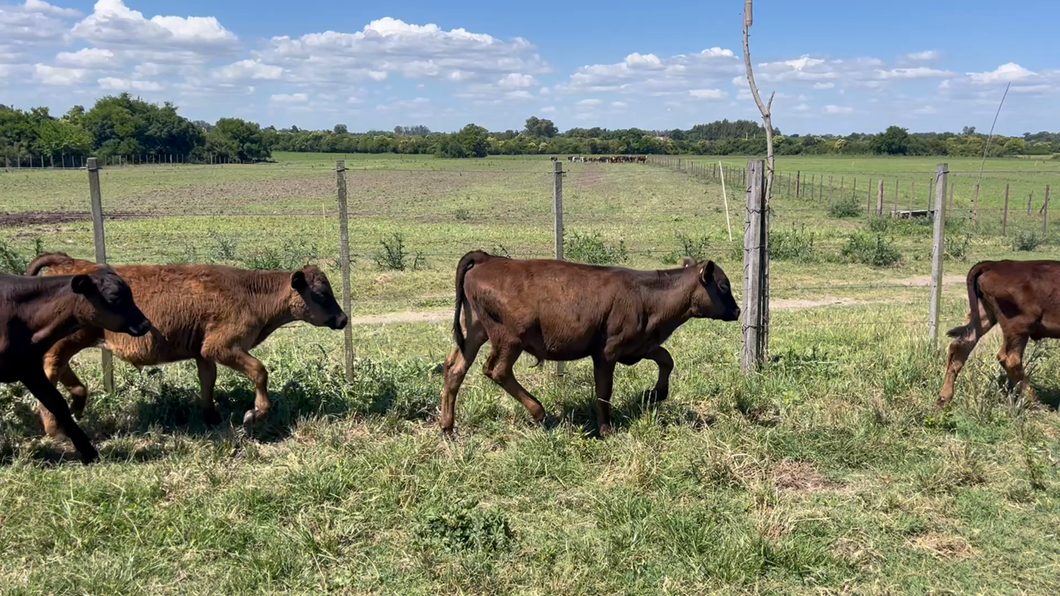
[
  {"x1": 243, "y1": 238, "x2": 319, "y2": 270},
  {"x1": 0, "y1": 237, "x2": 43, "y2": 274},
  {"x1": 945, "y1": 234, "x2": 971, "y2": 262},
  {"x1": 841, "y1": 233, "x2": 901, "y2": 267},
  {"x1": 828, "y1": 196, "x2": 862, "y2": 219},
  {"x1": 414, "y1": 500, "x2": 515, "y2": 553},
  {"x1": 565, "y1": 230, "x2": 628, "y2": 265},
  {"x1": 1011, "y1": 230, "x2": 1043, "y2": 252},
  {"x1": 663, "y1": 233, "x2": 711, "y2": 265},
  {"x1": 454, "y1": 208, "x2": 472, "y2": 221},
  {"x1": 210, "y1": 235, "x2": 238, "y2": 262},
  {"x1": 770, "y1": 225, "x2": 817, "y2": 262},
  {"x1": 373, "y1": 233, "x2": 426, "y2": 271}
]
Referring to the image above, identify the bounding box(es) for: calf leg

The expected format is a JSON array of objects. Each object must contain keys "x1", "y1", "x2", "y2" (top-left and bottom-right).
[
  {"x1": 196, "y1": 358, "x2": 222, "y2": 426},
  {"x1": 439, "y1": 314, "x2": 487, "y2": 434},
  {"x1": 998, "y1": 333, "x2": 1034, "y2": 404},
  {"x1": 937, "y1": 316, "x2": 995, "y2": 409},
  {"x1": 23, "y1": 369, "x2": 98, "y2": 464},
  {"x1": 483, "y1": 344, "x2": 546, "y2": 425},
  {"x1": 644, "y1": 346, "x2": 674, "y2": 403},
  {"x1": 212, "y1": 349, "x2": 271, "y2": 426},
  {"x1": 593, "y1": 358, "x2": 616, "y2": 437}
]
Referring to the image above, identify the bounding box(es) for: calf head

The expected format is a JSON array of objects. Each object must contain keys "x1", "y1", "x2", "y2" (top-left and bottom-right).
[
  {"x1": 289, "y1": 266, "x2": 348, "y2": 330},
  {"x1": 75, "y1": 267, "x2": 152, "y2": 337},
  {"x1": 682, "y1": 257, "x2": 740, "y2": 322}
]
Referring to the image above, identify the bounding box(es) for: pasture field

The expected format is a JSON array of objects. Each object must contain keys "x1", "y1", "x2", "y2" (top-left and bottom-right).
[{"x1": 2, "y1": 153, "x2": 1060, "y2": 594}]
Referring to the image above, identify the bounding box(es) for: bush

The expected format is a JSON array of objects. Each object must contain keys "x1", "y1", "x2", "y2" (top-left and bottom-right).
[
  {"x1": 945, "y1": 234, "x2": 971, "y2": 262},
  {"x1": 663, "y1": 233, "x2": 710, "y2": 265},
  {"x1": 373, "y1": 233, "x2": 426, "y2": 271},
  {"x1": 828, "y1": 196, "x2": 862, "y2": 219},
  {"x1": 454, "y1": 208, "x2": 472, "y2": 221},
  {"x1": 1011, "y1": 230, "x2": 1043, "y2": 252},
  {"x1": 565, "y1": 230, "x2": 628, "y2": 265},
  {"x1": 414, "y1": 500, "x2": 515, "y2": 553},
  {"x1": 0, "y1": 237, "x2": 43, "y2": 274},
  {"x1": 841, "y1": 233, "x2": 901, "y2": 267},
  {"x1": 243, "y1": 238, "x2": 319, "y2": 270},
  {"x1": 210, "y1": 235, "x2": 238, "y2": 262},
  {"x1": 770, "y1": 225, "x2": 817, "y2": 262}
]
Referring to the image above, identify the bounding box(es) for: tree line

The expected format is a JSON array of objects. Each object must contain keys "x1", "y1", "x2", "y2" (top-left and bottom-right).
[{"x1": 2, "y1": 94, "x2": 1058, "y2": 165}]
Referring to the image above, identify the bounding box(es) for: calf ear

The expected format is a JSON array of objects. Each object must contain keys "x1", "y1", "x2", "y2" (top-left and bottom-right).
[
  {"x1": 71, "y1": 274, "x2": 96, "y2": 296},
  {"x1": 699, "y1": 261, "x2": 716, "y2": 284},
  {"x1": 681, "y1": 256, "x2": 696, "y2": 268},
  {"x1": 291, "y1": 271, "x2": 308, "y2": 290}
]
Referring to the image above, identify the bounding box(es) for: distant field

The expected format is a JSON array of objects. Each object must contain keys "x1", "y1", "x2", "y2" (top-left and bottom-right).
[{"x1": 3, "y1": 153, "x2": 1060, "y2": 594}]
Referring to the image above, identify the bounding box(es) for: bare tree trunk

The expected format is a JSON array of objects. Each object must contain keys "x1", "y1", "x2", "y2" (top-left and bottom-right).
[{"x1": 743, "y1": 0, "x2": 775, "y2": 200}]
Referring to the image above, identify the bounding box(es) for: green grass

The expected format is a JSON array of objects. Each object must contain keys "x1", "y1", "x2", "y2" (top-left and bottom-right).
[{"x1": 3, "y1": 153, "x2": 1060, "y2": 594}]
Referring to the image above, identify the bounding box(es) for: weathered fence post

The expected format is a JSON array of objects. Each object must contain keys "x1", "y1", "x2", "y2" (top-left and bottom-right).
[
  {"x1": 742, "y1": 160, "x2": 768, "y2": 373},
  {"x1": 829, "y1": 176, "x2": 834, "y2": 208},
  {"x1": 840, "y1": 177, "x2": 845, "y2": 203},
  {"x1": 1003, "y1": 184, "x2": 1010, "y2": 236},
  {"x1": 910, "y1": 181, "x2": 915, "y2": 211},
  {"x1": 553, "y1": 160, "x2": 566, "y2": 379},
  {"x1": 335, "y1": 160, "x2": 354, "y2": 383},
  {"x1": 86, "y1": 157, "x2": 114, "y2": 393},
  {"x1": 928, "y1": 163, "x2": 949, "y2": 345},
  {"x1": 868, "y1": 178, "x2": 873, "y2": 214},
  {"x1": 795, "y1": 171, "x2": 801, "y2": 197},
  {"x1": 949, "y1": 174, "x2": 955, "y2": 210},
  {"x1": 876, "y1": 178, "x2": 885, "y2": 216},
  {"x1": 973, "y1": 183, "x2": 980, "y2": 226},
  {"x1": 1044, "y1": 185, "x2": 1051, "y2": 238},
  {"x1": 894, "y1": 178, "x2": 899, "y2": 214},
  {"x1": 786, "y1": 173, "x2": 791, "y2": 197},
  {"x1": 928, "y1": 177, "x2": 935, "y2": 211},
  {"x1": 1028, "y1": 192, "x2": 1033, "y2": 215}
]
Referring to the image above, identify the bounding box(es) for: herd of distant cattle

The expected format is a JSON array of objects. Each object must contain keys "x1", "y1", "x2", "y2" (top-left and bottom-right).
[
  {"x1": 552, "y1": 155, "x2": 648, "y2": 164},
  {"x1": 0, "y1": 245, "x2": 1055, "y2": 464}
]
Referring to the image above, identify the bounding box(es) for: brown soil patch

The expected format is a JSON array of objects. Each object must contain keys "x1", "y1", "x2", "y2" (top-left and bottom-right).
[
  {"x1": 772, "y1": 461, "x2": 838, "y2": 491},
  {"x1": 348, "y1": 311, "x2": 450, "y2": 326},
  {"x1": 910, "y1": 533, "x2": 975, "y2": 559},
  {"x1": 773, "y1": 297, "x2": 871, "y2": 310},
  {"x1": 890, "y1": 275, "x2": 965, "y2": 287},
  {"x1": 0, "y1": 211, "x2": 146, "y2": 228}
]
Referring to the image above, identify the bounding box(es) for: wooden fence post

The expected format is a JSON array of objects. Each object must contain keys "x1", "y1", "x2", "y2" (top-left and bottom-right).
[
  {"x1": 928, "y1": 163, "x2": 949, "y2": 344},
  {"x1": 910, "y1": 181, "x2": 915, "y2": 211},
  {"x1": 829, "y1": 176, "x2": 834, "y2": 208},
  {"x1": 742, "y1": 159, "x2": 768, "y2": 373},
  {"x1": 840, "y1": 177, "x2": 845, "y2": 203},
  {"x1": 1044, "y1": 185, "x2": 1051, "y2": 238},
  {"x1": 795, "y1": 171, "x2": 800, "y2": 198},
  {"x1": 876, "y1": 178, "x2": 885, "y2": 216},
  {"x1": 553, "y1": 160, "x2": 566, "y2": 378},
  {"x1": 853, "y1": 177, "x2": 857, "y2": 204},
  {"x1": 868, "y1": 179, "x2": 873, "y2": 214},
  {"x1": 810, "y1": 174, "x2": 815, "y2": 198},
  {"x1": 973, "y1": 183, "x2": 980, "y2": 226},
  {"x1": 928, "y1": 177, "x2": 935, "y2": 211},
  {"x1": 1003, "y1": 184, "x2": 1010, "y2": 237},
  {"x1": 335, "y1": 160, "x2": 354, "y2": 383},
  {"x1": 894, "y1": 178, "x2": 899, "y2": 214},
  {"x1": 949, "y1": 174, "x2": 955, "y2": 210},
  {"x1": 86, "y1": 157, "x2": 114, "y2": 393},
  {"x1": 1028, "y1": 192, "x2": 1033, "y2": 215}
]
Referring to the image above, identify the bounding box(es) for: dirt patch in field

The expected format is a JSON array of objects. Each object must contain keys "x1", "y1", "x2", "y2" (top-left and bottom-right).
[
  {"x1": 890, "y1": 275, "x2": 965, "y2": 287},
  {"x1": 348, "y1": 311, "x2": 450, "y2": 326},
  {"x1": 772, "y1": 461, "x2": 839, "y2": 492},
  {"x1": 910, "y1": 533, "x2": 975, "y2": 559},
  {"x1": 0, "y1": 211, "x2": 146, "y2": 228},
  {"x1": 773, "y1": 297, "x2": 871, "y2": 310}
]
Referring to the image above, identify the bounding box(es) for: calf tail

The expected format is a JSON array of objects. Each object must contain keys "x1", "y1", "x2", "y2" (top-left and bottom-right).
[
  {"x1": 947, "y1": 262, "x2": 988, "y2": 340},
  {"x1": 453, "y1": 251, "x2": 491, "y2": 355},
  {"x1": 26, "y1": 252, "x2": 74, "y2": 276}
]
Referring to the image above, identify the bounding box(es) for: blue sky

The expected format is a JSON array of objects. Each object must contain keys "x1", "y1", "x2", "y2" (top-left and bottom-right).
[{"x1": 2, "y1": 0, "x2": 1058, "y2": 135}]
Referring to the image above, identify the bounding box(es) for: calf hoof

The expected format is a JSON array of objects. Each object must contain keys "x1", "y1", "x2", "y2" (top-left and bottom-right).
[
  {"x1": 243, "y1": 409, "x2": 267, "y2": 426},
  {"x1": 203, "y1": 409, "x2": 223, "y2": 427},
  {"x1": 933, "y1": 398, "x2": 950, "y2": 411},
  {"x1": 598, "y1": 423, "x2": 613, "y2": 438},
  {"x1": 79, "y1": 446, "x2": 100, "y2": 465}
]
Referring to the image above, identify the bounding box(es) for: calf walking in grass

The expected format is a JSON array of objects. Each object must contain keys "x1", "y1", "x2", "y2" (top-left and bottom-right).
[
  {"x1": 27, "y1": 253, "x2": 348, "y2": 435},
  {"x1": 440, "y1": 251, "x2": 740, "y2": 436},
  {"x1": 0, "y1": 269, "x2": 150, "y2": 463},
  {"x1": 939, "y1": 260, "x2": 1060, "y2": 408}
]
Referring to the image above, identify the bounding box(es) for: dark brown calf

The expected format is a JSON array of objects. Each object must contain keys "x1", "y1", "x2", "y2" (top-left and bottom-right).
[
  {"x1": 0, "y1": 269, "x2": 150, "y2": 463},
  {"x1": 27, "y1": 253, "x2": 348, "y2": 434},
  {"x1": 440, "y1": 251, "x2": 740, "y2": 436},
  {"x1": 939, "y1": 260, "x2": 1060, "y2": 408}
]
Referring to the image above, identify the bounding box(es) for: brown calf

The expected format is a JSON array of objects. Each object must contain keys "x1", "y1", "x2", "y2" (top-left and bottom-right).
[
  {"x1": 440, "y1": 252, "x2": 740, "y2": 436},
  {"x1": 27, "y1": 253, "x2": 348, "y2": 434},
  {"x1": 1, "y1": 269, "x2": 150, "y2": 463},
  {"x1": 939, "y1": 260, "x2": 1060, "y2": 408}
]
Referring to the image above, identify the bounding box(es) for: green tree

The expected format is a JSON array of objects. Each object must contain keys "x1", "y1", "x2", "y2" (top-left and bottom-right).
[
  {"x1": 524, "y1": 116, "x2": 558, "y2": 138},
  {"x1": 209, "y1": 118, "x2": 271, "y2": 162},
  {"x1": 870, "y1": 126, "x2": 911, "y2": 155},
  {"x1": 455, "y1": 124, "x2": 489, "y2": 158},
  {"x1": 334, "y1": 123, "x2": 348, "y2": 135}
]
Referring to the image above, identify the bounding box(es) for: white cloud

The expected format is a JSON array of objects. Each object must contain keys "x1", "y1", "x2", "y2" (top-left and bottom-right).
[
  {"x1": 774, "y1": 56, "x2": 825, "y2": 71},
  {"x1": 498, "y1": 73, "x2": 536, "y2": 88},
  {"x1": 98, "y1": 76, "x2": 162, "y2": 91},
  {"x1": 1009, "y1": 84, "x2": 1052, "y2": 94},
  {"x1": 71, "y1": 0, "x2": 237, "y2": 47},
  {"x1": 792, "y1": 103, "x2": 811, "y2": 112},
  {"x1": 540, "y1": 106, "x2": 557, "y2": 113},
  {"x1": 689, "y1": 88, "x2": 724, "y2": 99},
  {"x1": 912, "y1": 106, "x2": 936, "y2": 115},
  {"x1": 33, "y1": 63, "x2": 87, "y2": 85},
  {"x1": 906, "y1": 50, "x2": 939, "y2": 61},
  {"x1": 376, "y1": 97, "x2": 430, "y2": 111},
  {"x1": 56, "y1": 47, "x2": 115, "y2": 68},
  {"x1": 212, "y1": 59, "x2": 283, "y2": 81},
  {"x1": 700, "y1": 47, "x2": 734, "y2": 58},
  {"x1": 0, "y1": 0, "x2": 76, "y2": 43},
  {"x1": 625, "y1": 52, "x2": 662, "y2": 67},
  {"x1": 271, "y1": 92, "x2": 309, "y2": 104},
  {"x1": 611, "y1": 101, "x2": 628, "y2": 108},
  {"x1": 824, "y1": 104, "x2": 854, "y2": 114},
  {"x1": 968, "y1": 63, "x2": 1036, "y2": 84},
  {"x1": 368, "y1": 70, "x2": 388, "y2": 81},
  {"x1": 576, "y1": 98, "x2": 601, "y2": 107},
  {"x1": 938, "y1": 79, "x2": 951, "y2": 89},
  {"x1": 813, "y1": 82, "x2": 835, "y2": 90},
  {"x1": 505, "y1": 90, "x2": 533, "y2": 100},
  {"x1": 875, "y1": 67, "x2": 954, "y2": 79},
  {"x1": 23, "y1": 0, "x2": 80, "y2": 17},
  {"x1": 559, "y1": 45, "x2": 740, "y2": 96},
  {"x1": 448, "y1": 70, "x2": 472, "y2": 82}
]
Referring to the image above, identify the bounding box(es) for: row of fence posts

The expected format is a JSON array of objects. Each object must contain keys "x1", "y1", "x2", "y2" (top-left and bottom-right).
[
  {"x1": 72, "y1": 155, "x2": 971, "y2": 389},
  {"x1": 0, "y1": 154, "x2": 258, "y2": 170}
]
